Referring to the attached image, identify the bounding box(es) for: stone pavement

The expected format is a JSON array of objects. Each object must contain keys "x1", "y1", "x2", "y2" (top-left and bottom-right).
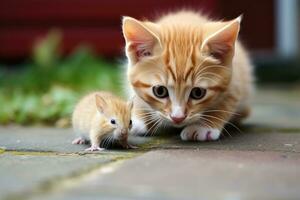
[{"x1": 0, "y1": 87, "x2": 300, "y2": 200}]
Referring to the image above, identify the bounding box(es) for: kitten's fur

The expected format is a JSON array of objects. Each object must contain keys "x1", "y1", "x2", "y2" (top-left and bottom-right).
[{"x1": 122, "y1": 11, "x2": 253, "y2": 141}]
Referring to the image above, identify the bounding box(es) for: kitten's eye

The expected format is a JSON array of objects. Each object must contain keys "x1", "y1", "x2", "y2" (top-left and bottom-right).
[
  {"x1": 190, "y1": 87, "x2": 206, "y2": 100},
  {"x1": 152, "y1": 85, "x2": 169, "y2": 98},
  {"x1": 110, "y1": 119, "x2": 116, "y2": 124},
  {"x1": 129, "y1": 119, "x2": 132, "y2": 126}
]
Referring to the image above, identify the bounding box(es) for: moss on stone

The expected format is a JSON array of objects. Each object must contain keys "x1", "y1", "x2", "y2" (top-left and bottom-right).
[
  {"x1": 137, "y1": 137, "x2": 171, "y2": 150},
  {"x1": 0, "y1": 148, "x2": 5, "y2": 154},
  {"x1": 9, "y1": 151, "x2": 57, "y2": 156}
]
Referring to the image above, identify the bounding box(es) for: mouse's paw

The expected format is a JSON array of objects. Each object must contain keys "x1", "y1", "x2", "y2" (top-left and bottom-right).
[
  {"x1": 84, "y1": 145, "x2": 105, "y2": 152},
  {"x1": 72, "y1": 137, "x2": 87, "y2": 145},
  {"x1": 124, "y1": 143, "x2": 138, "y2": 149},
  {"x1": 180, "y1": 125, "x2": 221, "y2": 141}
]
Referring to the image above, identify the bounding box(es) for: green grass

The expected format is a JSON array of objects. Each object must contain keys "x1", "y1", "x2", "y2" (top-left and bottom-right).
[{"x1": 0, "y1": 31, "x2": 123, "y2": 126}]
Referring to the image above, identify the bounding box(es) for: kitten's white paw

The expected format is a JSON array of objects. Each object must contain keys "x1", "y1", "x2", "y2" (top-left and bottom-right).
[
  {"x1": 130, "y1": 116, "x2": 147, "y2": 136},
  {"x1": 180, "y1": 125, "x2": 221, "y2": 141}
]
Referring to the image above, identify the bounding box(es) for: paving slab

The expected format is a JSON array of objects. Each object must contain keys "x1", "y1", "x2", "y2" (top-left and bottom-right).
[
  {"x1": 30, "y1": 149, "x2": 300, "y2": 200},
  {"x1": 0, "y1": 86, "x2": 299, "y2": 200},
  {"x1": 0, "y1": 152, "x2": 135, "y2": 200},
  {"x1": 155, "y1": 130, "x2": 300, "y2": 153},
  {"x1": 0, "y1": 126, "x2": 82, "y2": 153},
  {"x1": 0, "y1": 126, "x2": 151, "y2": 153},
  {"x1": 1, "y1": 126, "x2": 300, "y2": 155}
]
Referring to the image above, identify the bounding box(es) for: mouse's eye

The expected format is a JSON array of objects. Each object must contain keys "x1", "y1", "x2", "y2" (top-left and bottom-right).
[
  {"x1": 129, "y1": 120, "x2": 132, "y2": 126},
  {"x1": 110, "y1": 119, "x2": 116, "y2": 124}
]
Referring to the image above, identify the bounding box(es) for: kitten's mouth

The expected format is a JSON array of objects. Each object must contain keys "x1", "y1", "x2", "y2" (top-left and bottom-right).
[
  {"x1": 156, "y1": 112, "x2": 187, "y2": 127},
  {"x1": 162, "y1": 116, "x2": 186, "y2": 127}
]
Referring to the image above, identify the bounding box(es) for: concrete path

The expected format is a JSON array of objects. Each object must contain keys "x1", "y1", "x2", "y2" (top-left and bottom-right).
[{"x1": 0, "y1": 87, "x2": 300, "y2": 200}]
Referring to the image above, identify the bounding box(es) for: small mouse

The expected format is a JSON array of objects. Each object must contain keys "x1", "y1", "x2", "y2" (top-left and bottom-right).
[{"x1": 72, "y1": 91, "x2": 135, "y2": 151}]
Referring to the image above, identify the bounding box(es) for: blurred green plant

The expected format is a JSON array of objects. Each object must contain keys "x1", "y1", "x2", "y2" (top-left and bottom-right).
[
  {"x1": 32, "y1": 30, "x2": 61, "y2": 70},
  {"x1": 0, "y1": 31, "x2": 123, "y2": 126}
]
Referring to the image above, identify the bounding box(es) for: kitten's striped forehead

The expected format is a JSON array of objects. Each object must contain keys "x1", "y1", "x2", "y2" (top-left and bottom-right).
[{"x1": 160, "y1": 26, "x2": 202, "y2": 84}]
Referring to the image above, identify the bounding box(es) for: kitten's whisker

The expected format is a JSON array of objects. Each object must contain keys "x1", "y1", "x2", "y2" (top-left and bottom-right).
[
  {"x1": 134, "y1": 111, "x2": 157, "y2": 116},
  {"x1": 199, "y1": 116, "x2": 232, "y2": 138},
  {"x1": 135, "y1": 112, "x2": 157, "y2": 118},
  {"x1": 137, "y1": 115, "x2": 154, "y2": 121},
  {"x1": 198, "y1": 117, "x2": 214, "y2": 130},
  {"x1": 134, "y1": 109, "x2": 156, "y2": 113},
  {"x1": 131, "y1": 116, "x2": 158, "y2": 136},
  {"x1": 154, "y1": 119, "x2": 163, "y2": 134},
  {"x1": 143, "y1": 119, "x2": 159, "y2": 128},
  {"x1": 135, "y1": 113, "x2": 157, "y2": 122},
  {"x1": 136, "y1": 113, "x2": 157, "y2": 118},
  {"x1": 151, "y1": 120, "x2": 162, "y2": 136},
  {"x1": 204, "y1": 110, "x2": 241, "y2": 116},
  {"x1": 201, "y1": 114, "x2": 243, "y2": 135},
  {"x1": 138, "y1": 115, "x2": 159, "y2": 137},
  {"x1": 147, "y1": 117, "x2": 161, "y2": 136}
]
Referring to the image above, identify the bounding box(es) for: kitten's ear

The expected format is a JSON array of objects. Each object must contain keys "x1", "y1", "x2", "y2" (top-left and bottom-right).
[
  {"x1": 95, "y1": 94, "x2": 107, "y2": 113},
  {"x1": 122, "y1": 16, "x2": 161, "y2": 64},
  {"x1": 201, "y1": 16, "x2": 242, "y2": 62}
]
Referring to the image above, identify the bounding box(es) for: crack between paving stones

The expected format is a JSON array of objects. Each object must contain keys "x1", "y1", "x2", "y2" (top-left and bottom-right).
[
  {"x1": 2, "y1": 153, "x2": 141, "y2": 200},
  {"x1": 0, "y1": 148, "x2": 146, "y2": 156}
]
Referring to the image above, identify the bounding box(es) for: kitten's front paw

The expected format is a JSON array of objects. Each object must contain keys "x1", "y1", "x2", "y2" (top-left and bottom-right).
[
  {"x1": 85, "y1": 146, "x2": 105, "y2": 152},
  {"x1": 180, "y1": 125, "x2": 221, "y2": 141}
]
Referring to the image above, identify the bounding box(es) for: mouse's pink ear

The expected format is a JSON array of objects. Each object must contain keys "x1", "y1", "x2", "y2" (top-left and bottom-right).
[{"x1": 95, "y1": 94, "x2": 107, "y2": 113}]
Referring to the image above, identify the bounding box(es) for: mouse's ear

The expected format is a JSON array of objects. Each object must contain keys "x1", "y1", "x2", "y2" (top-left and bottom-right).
[
  {"x1": 127, "y1": 97, "x2": 134, "y2": 111},
  {"x1": 95, "y1": 94, "x2": 107, "y2": 113}
]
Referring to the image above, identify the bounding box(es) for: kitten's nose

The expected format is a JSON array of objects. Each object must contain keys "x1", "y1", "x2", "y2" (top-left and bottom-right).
[
  {"x1": 170, "y1": 115, "x2": 186, "y2": 124},
  {"x1": 170, "y1": 105, "x2": 186, "y2": 124}
]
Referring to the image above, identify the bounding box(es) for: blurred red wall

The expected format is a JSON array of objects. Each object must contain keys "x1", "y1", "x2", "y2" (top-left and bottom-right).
[{"x1": 0, "y1": 0, "x2": 275, "y2": 61}]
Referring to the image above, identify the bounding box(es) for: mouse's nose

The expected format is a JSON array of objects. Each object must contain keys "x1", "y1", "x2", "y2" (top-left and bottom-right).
[
  {"x1": 120, "y1": 128, "x2": 128, "y2": 136},
  {"x1": 170, "y1": 115, "x2": 186, "y2": 124}
]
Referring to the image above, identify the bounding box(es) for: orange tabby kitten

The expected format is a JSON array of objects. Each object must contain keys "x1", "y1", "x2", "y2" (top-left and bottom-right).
[{"x1": 122, "y1": 11, "x2": 253, "y2": 141}]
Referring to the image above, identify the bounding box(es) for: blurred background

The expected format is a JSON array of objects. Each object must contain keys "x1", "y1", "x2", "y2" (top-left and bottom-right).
[{"x1": 0, "y1": 0, "x2": 299, "y2": 126}]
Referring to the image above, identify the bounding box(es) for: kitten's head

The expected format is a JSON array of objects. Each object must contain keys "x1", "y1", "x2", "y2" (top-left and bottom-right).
[{"x1": 122, "y1": 14, "x2": 241, "y2": 127}]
